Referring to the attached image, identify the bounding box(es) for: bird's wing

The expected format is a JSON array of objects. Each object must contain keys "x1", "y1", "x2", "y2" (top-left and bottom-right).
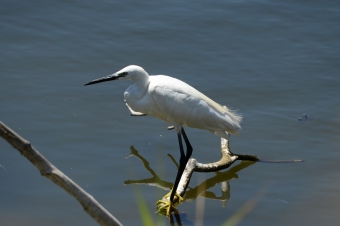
[{"x1": 148, "y1": 76, "x2": 241, "y2": 135}]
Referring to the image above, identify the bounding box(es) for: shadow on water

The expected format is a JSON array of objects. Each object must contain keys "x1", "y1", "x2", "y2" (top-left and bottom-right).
[{"x1": 125, "y1": 146, "x2": 256, "y2": 225}]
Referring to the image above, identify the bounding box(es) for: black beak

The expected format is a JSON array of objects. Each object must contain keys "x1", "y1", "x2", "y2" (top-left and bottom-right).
[{"x1": 84, "y1": 74, "x2": 119, "y2": 86}]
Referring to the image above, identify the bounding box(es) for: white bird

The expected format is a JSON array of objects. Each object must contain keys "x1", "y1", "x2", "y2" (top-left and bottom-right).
[{"x1": 85, "y1": 65, "x2": 242, "y2": 215}]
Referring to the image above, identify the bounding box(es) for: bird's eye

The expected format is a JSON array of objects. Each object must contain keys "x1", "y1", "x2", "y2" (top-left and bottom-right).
[{"x1": 119, "y1": 72, "x2": 128, "y2": 77}]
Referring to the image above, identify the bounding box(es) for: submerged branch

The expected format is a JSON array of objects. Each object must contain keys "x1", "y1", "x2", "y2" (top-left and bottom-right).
[
  {"x1": 173, "y1": 138, "x2": 259, "y2": 200},
  {"x1": 156, "y1": 138, "x2": 259, "y2": 211},
  {"x1": 0, "y1": 121, "x2": 122, "y2": 226},
  {"x1": 157, "y1": 137, "x2": 302, "y2": 211}
]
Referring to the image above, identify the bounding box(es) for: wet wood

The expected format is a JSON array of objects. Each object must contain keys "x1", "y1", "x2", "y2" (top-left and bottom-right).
[{"x1": 0, "y1": 121, "x2": 122, "y2": 226}]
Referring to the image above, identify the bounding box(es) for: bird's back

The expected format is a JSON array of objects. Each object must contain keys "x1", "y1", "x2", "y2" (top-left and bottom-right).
[{"x1": 147, "y1": 75, "x2": 242, "y2": 136}]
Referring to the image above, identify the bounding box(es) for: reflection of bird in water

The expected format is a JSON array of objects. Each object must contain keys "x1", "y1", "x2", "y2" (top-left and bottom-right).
[{"x1": 85, "y1": 65, "x2": 242, "y2": 215}]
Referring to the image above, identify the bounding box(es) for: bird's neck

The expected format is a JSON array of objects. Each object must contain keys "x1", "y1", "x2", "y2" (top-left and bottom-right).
[{"x1": 132, "y1": 75, "x2": 149, "y2": 99}]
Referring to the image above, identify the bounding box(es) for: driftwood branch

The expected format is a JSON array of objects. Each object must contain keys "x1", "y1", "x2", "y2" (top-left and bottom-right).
[
  {"x1": 157, "y1": 138, "x2": 303, "y2": 212},
  {"x1": 0, "y1": 121, "x2": 122, "y2": 226},
  {"x1": 125, "y1": 148, "x2": 256, "y2": 205},
  {"x1": 156, "y1": 138, "x2": 259, "y2": 210},
  {"x1": 175, "y1": 138, "x2": 258, "y2": 199}
]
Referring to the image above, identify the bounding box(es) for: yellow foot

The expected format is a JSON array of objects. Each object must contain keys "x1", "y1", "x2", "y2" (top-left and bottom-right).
[
  {"x1": 162, "y1": 190, "x2": 184, "y2": 202},
  {"x1": 156, "y1": 199, "x2": 177, "y2": 216},
  {"x1": 156, "y1": 191, "x2": 183, "y2": 216}
]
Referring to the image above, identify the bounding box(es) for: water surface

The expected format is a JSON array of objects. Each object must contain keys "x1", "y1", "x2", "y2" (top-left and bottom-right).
[{"x1": 1, "y1": 1, "x2": 339, "y2": 225}]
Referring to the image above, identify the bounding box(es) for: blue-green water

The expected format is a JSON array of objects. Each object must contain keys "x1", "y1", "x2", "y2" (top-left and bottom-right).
[{"x1": 1, "y1": 1, "x2": 339, "y2": 225}]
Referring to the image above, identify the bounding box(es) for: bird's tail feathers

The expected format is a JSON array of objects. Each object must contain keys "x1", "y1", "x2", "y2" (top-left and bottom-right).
[{"x1": 223, "y1": 105, "x2": 242, "y2": 125}]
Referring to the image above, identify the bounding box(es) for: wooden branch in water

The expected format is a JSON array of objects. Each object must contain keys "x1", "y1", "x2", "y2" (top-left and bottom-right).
[
  {"x1": 177, "y1": 138, "x2": 259, "y2": 200},
  {"x1": 157, "y1": 138, "x2": 260, "y2": 210},
  {"x1": 157, "y1": 137, "x2": 303, "y2": 212},
  {"x1": 0, "y1": 121, "x2": 122, "y2": 226}
]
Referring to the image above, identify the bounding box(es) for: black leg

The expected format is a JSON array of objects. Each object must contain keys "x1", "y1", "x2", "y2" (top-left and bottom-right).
[
  {"x1": 180, "y1": 127, "x2": 193, "y2": 160},
  {"x1": 169, "y1": 128, "x2": 193, "y2": 202}
]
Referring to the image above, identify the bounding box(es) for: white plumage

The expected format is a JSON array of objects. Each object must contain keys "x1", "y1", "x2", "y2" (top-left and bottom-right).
[
  {"x1": 102, "y1": 65, "x2": 242, "y2": 138},
  {"x1": 85, "y1": 65, "x2": 242, "y2": 213}
]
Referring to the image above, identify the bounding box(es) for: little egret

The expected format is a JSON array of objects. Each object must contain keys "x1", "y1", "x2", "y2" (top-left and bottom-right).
[{"x1": 84, "y1": 65, "x2": 242, "y2": 215}]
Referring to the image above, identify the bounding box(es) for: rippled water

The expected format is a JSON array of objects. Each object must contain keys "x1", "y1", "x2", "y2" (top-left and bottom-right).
[{"x1": 1, "y1": 1, "x2": 339, "y2": 225}]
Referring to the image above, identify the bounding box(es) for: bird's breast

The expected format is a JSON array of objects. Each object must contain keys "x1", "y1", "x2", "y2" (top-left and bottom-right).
[{"x1": 124, "y1": 86, "x2": 157, "y2": 116}]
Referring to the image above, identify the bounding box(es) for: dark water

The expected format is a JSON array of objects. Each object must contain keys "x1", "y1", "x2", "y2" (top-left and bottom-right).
[{"x1": 1, "y1": 1, "x2": 339, "y2": 225}]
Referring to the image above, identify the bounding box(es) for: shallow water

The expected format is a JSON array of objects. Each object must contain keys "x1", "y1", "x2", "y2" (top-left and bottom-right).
[{"x1": 1, "y1": 1, "x2": 339, "y2": 225}]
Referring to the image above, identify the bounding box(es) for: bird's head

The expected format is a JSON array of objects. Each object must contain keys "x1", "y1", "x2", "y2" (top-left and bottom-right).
[{"x1": 84, "y1": 65, "x2": 148, "y2": 86}]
